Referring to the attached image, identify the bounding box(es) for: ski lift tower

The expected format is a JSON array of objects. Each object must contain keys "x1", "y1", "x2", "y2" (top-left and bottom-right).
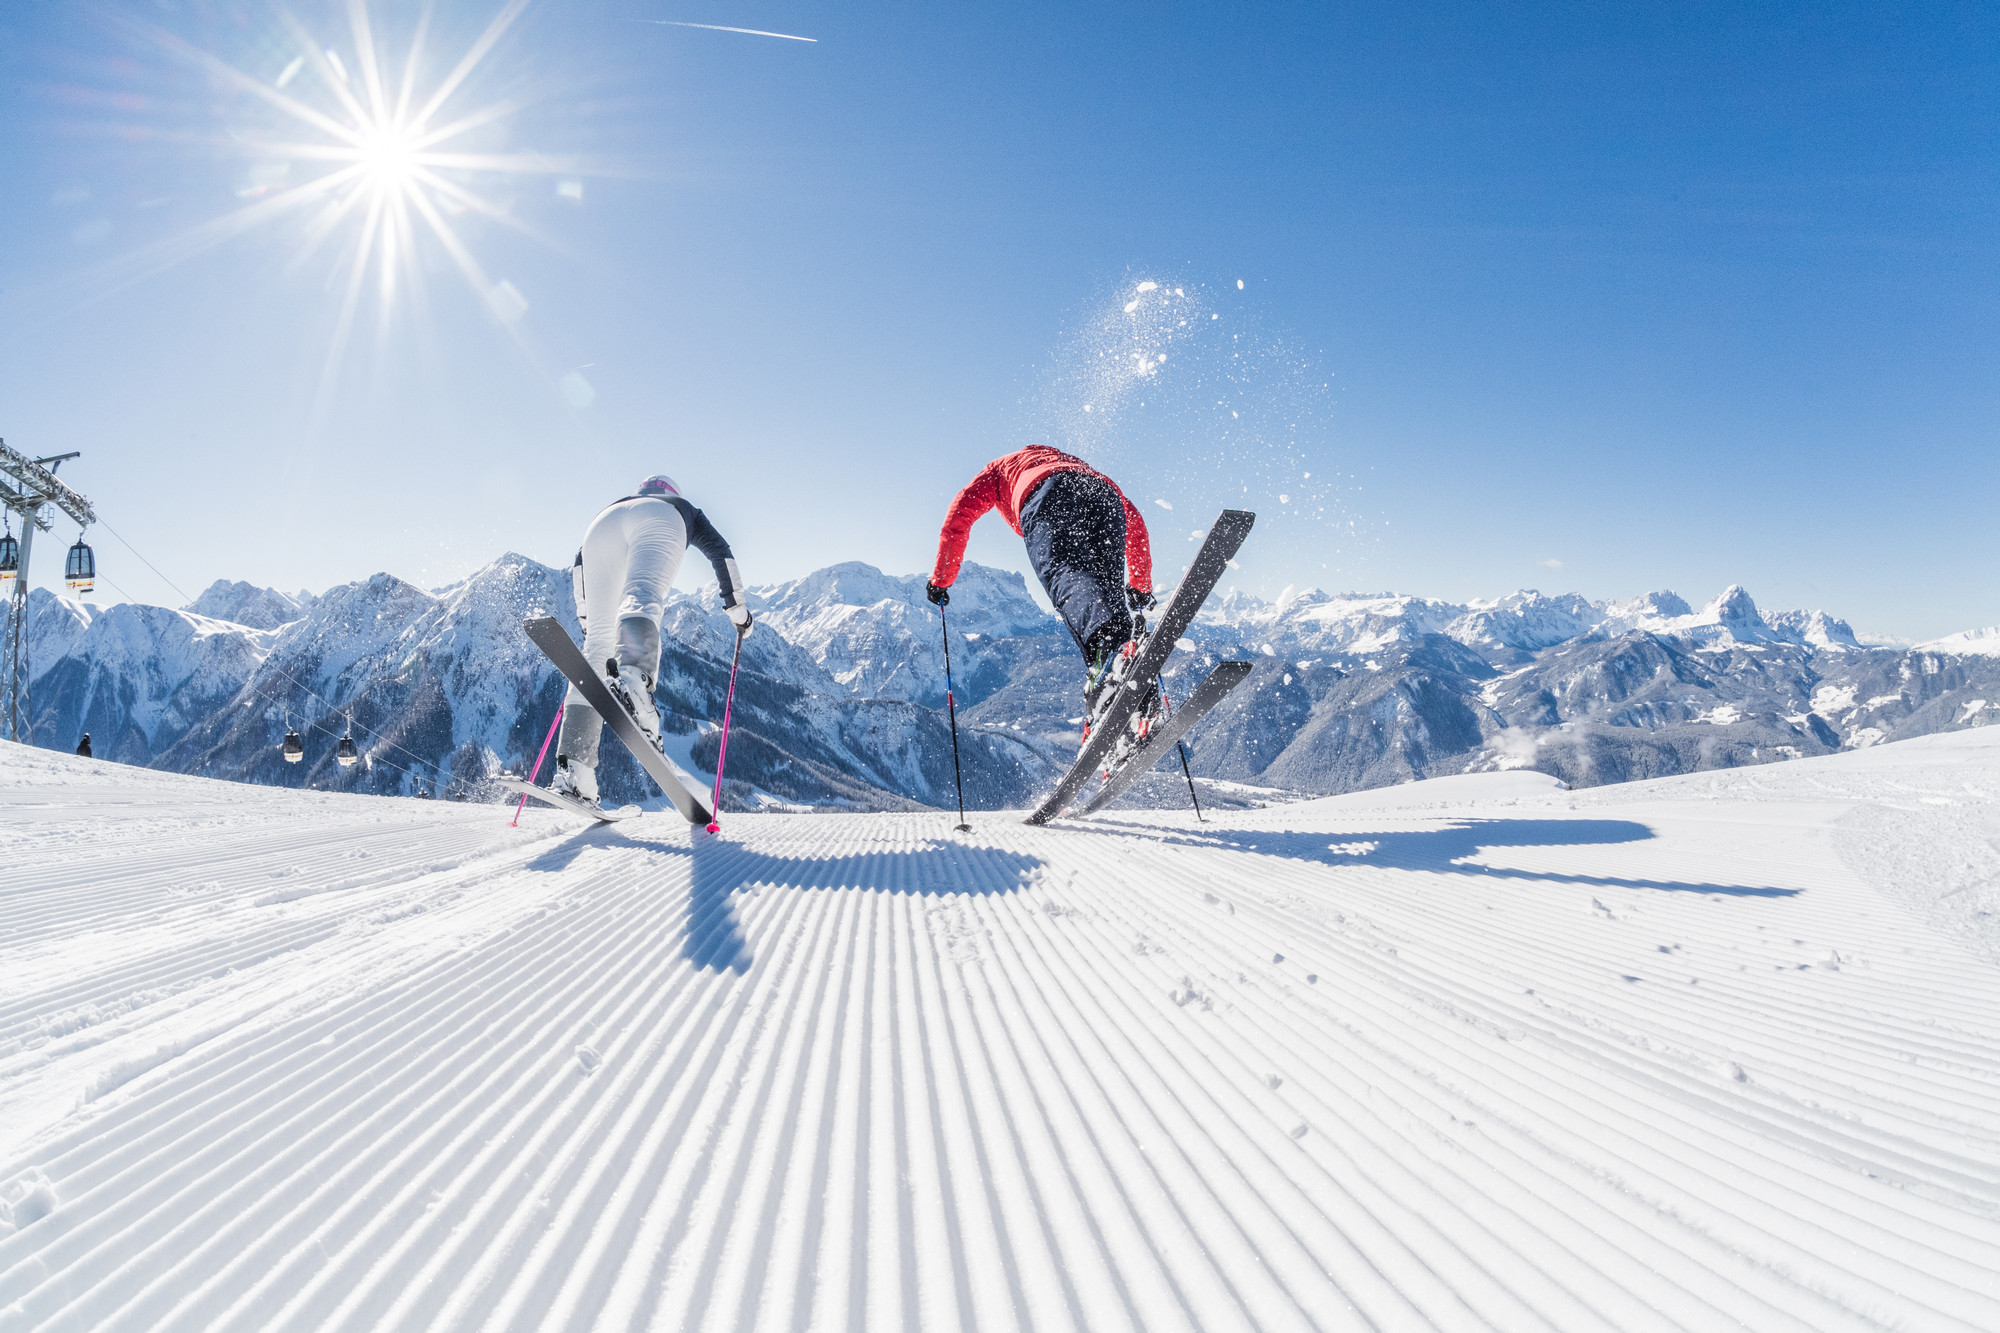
[{"x1": 0, "y1": 440, "x2": 94, "y2": 743}]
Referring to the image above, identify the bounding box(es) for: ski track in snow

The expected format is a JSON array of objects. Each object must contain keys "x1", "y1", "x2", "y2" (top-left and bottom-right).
[{"x1": 2, "y1": 737, "x2": 1998, "y2": 1330}]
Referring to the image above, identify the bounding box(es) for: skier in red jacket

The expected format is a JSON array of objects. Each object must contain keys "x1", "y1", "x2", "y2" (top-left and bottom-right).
[{"x1": 927, "y1": 445, "x2": 1156, "y2": 718}]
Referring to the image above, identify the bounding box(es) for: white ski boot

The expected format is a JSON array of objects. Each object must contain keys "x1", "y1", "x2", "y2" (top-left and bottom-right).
[
  {"x1": 603, "y1": 659, "x2": 663, "y2": 753},
  {"x1": 1080, "y1": 624, "x2": 1152, "y2": 748},
  {"x1": 1104, "y1": 680, "x2": 1165, "y2": 773},
  {"x1": 552, "y1": 755, "x2": 599, "y2": 807}
]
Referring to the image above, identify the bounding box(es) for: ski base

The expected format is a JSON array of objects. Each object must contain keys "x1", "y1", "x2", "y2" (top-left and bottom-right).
[
  {"x1": 496, "y1": 775, "x2": 640, "y2": 823},
  {"x1": 1076, "y1": 660, "x2": 1253, "y2": 815},
  {"x1": 1026, "y1": 508, "x2": 1255, "y2": 825},
  {"x1": 523, "y1": 616, "x2": 717, "y2": 826}
]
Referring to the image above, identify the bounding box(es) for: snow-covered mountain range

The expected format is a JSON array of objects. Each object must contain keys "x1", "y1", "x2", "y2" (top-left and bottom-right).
[
  {"x1": 1179, "y1": 582, "x2": 1999, "y2": 793},
  {"x1": 20, "y1": 556, "x2": 1056, "y2": 811},
  {"x1": 17, "y1": 557, "x2": 2000, "y2": 810}
]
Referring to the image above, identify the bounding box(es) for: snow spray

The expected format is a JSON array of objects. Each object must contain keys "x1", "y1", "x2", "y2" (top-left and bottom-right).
[
  {"x1": 513, "y1": 708, "x2": 563, "y2": 827},
  {"x1": 706, "y1": 628, "x2": 746, "y2": 834},
  {"x1": 1025, "y1": 273, "x2": 1369, "y2": 593}
]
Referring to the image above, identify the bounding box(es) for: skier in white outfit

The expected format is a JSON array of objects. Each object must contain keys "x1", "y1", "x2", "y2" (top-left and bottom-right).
[{"x1": 554, "y1": 474, "x2": 752, "y2": 806}]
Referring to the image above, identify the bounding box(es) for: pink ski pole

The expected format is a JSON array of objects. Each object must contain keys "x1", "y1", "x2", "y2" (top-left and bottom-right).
[
  {"x1": 512, "y1": 706, "x2": 564, "y2": 827},
  {"x1": 706, "y1": 627, "x2": 747, "y2": 834}
]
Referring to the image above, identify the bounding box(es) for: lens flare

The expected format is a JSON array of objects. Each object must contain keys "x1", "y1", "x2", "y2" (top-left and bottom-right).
[{"x1": 87, "y1": 0, "x2": 585, "y2": 407}]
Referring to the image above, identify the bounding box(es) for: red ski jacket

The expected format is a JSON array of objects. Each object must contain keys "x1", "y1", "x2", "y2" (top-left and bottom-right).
[{"x1": 930, "y1": 446, "x2": 1153, "y2": 593}]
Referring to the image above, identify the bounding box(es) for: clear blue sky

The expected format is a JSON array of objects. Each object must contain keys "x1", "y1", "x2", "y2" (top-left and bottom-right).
[{"x1": 1, "y1": 0, "x2": 1993, "y2": 639}]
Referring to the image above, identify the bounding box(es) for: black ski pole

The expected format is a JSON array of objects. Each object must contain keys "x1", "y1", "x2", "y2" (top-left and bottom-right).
[
  {"x1": 1176, "y1": 739, "x2": 1205, "y2": 821},
  {"x1": 1159, "y1": 676, "x2": 1205, "y2": 820},
  {"x1": 938, "y1": 603, "x2": 973, "y2": 832}
]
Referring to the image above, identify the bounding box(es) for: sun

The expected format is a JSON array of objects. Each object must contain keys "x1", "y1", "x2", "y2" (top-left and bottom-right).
[
  {"x1": 355, "y1": 121, "x2": 424, "y2": 190},
  {"x1": 102, "y1": 0, "x2": 584, "y2": 401}
]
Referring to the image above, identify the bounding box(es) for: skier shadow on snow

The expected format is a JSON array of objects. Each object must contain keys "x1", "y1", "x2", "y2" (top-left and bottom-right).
[
  {"x1": 521, "y1": 821, "x2": 630, "y2": 873},
  {"x1": 585, "y1": 827, "x2": 1047, "y2": 975},
  {"x1": 1086, "y1": 817, "x2": 1801, "y2": 899}
]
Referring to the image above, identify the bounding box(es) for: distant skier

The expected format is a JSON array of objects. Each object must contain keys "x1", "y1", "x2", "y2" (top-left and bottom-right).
[
  {"x1": 553, "y1": 475, "x2": 752, "y2": 808},
  {"x1": 75, "y1": 733, "x2": 91, "y2": 759},
  {"x1": 927, "y1": 445, "x2": 1155, "y2": 721}
]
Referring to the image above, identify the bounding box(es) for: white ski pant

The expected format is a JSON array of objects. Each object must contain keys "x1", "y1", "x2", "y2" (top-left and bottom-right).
[{"x1": 557, "y1": 498, "x2": 690, "y2": 770}]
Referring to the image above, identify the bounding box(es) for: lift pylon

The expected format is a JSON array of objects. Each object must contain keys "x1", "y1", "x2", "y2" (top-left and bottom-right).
[{"x1": 0, "y1": 441, "x2": 96, "y2": 744}]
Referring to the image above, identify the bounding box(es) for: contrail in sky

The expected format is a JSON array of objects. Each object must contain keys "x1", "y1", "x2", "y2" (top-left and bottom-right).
[{"x1": 638, "y1": 20, "x2": 816, "y2": 42}]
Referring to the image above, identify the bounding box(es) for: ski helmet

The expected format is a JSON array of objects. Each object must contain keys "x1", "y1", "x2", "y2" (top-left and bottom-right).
[{"x1": 636, "y1": 474, "x2": 681, "y2": 499}]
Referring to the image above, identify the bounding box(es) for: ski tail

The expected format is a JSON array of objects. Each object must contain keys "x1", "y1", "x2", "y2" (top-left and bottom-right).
[
  {"x1": 522, "y1": 616, "x2": 716, "y2": 825},
  {"x1": 493, "y1": 774, "x2": 637, "y2": 823}
]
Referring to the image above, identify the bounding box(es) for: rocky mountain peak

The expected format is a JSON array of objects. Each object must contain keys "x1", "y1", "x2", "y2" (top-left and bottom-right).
[
  {"x1": 1607, "y1": 590, "x2": 1694, "y2": 624},
  {"x1": 1271, "y1": 585, "x2": 1333, "y2": 614},
  {"x1": 1657, "y1": 585, "x2": 1778, "y2": 647},
  {"x1": 185, "y1": 579, "x2": 311, "y2": 630},
  {"x1": 1209, "y1": 588, "x2": 1268, "y2": 614},
  {"x1": 1765, "y1": 608, "x2": 1862, "y2": 649},
  {"x1": 1703, "y1": 584, "x2": 1764, "y2": 628},
  {"x1": 755, "y1": 561, "x2": 910, "y2": 613}
]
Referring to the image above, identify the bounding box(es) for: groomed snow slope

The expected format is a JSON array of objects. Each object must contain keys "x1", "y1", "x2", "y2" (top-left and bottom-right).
[{"x1": 2, "y1": 736, "x2": 1998, "y2": 1331}]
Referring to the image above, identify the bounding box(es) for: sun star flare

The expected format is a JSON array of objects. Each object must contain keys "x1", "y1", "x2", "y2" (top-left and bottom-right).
[{"x1": 99, "y1": 0, "x2": 584, "y2": 406}]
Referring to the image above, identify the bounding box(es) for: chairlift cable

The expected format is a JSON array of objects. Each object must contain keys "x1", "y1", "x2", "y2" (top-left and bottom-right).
[{"x1": 91, "y1": 516, "x2": 195, "y2": 606}]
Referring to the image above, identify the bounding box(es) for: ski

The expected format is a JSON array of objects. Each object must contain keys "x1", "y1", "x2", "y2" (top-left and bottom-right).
[
  {"x1": 1076, "y1": 659, "x2": 1253, "y2": 816},
  {"x1": 494, "y1": 774, "x2": 640, "y2": 823},
  {"x1": 1026, "y1": 508, "x2": 1255, "y2": 825},
  {"x1": 522, "y1": 616, "x2": 717, "y2": 826}
]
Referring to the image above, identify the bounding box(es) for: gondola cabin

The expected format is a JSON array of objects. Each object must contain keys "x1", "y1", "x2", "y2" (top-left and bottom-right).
[
  {"x1": 282, "y1": 729, "x2": 304, "y2": 763},
  {"x1": 0, "y1": 532, "x2": 17, "y2": 581},
  {"x1": 64, "y1": 537, "x2": 95, "y2": 592},
  {"x1": 336, "y1": 734, "x2": 359, "y2": 767}
]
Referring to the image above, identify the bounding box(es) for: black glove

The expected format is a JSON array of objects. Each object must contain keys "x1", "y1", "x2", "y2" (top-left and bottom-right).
[
  {"x1": 1126, "y1": 585, "x2": 1156, "y2": 613},
  {"x1": 926, "y1": 581, "x2": 950, "y2": 607}
]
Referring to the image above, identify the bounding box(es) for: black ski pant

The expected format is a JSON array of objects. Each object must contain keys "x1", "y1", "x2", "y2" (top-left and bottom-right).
[{"x1": 1020, "y1": 470, "x2": 1133, "y2": 665}]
